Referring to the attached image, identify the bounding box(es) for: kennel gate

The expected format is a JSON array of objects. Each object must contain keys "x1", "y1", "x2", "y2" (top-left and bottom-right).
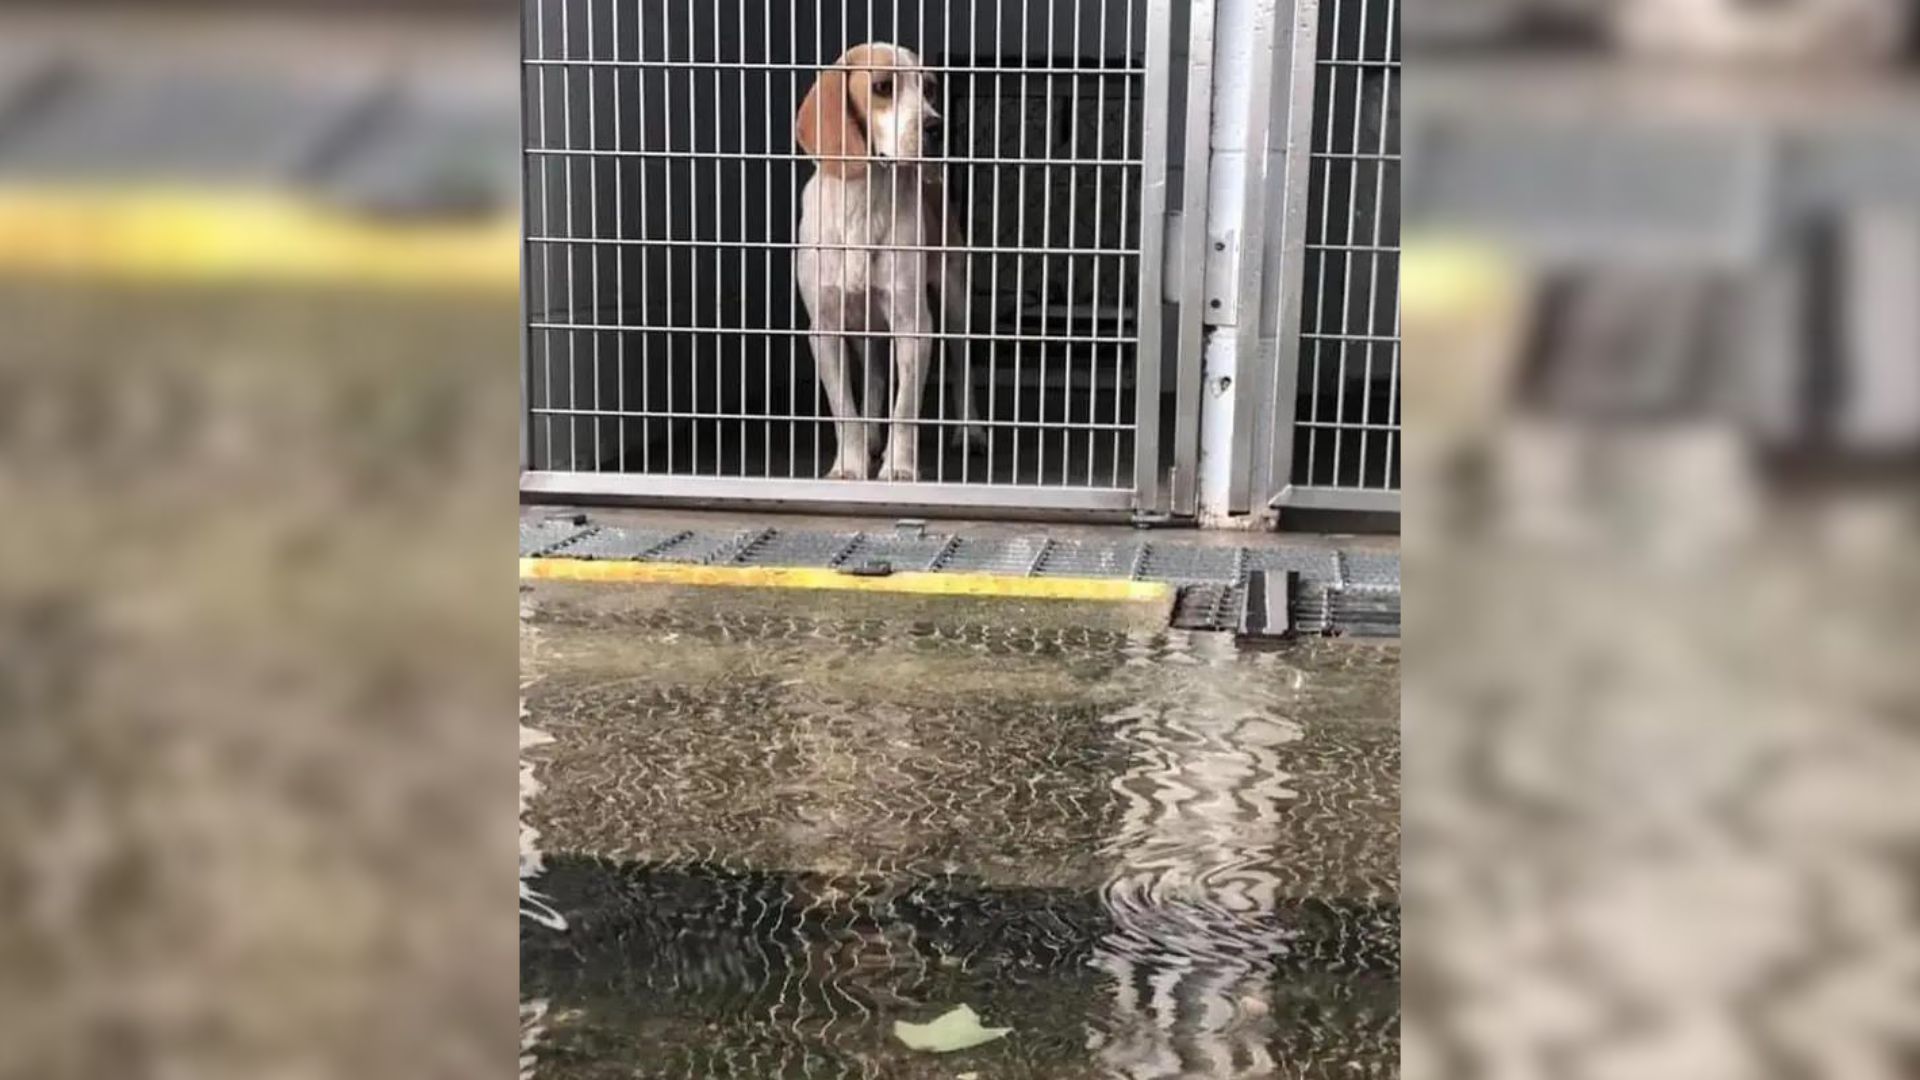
[
  {"x1": 518, "y1": 0, "x2": 1183, "y2": 514},
  {"x1": 1259, "y1": 0, "x2": 1400, "y2": 514}
]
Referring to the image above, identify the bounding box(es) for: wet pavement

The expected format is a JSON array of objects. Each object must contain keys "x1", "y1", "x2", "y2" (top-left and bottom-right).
[{"x1": 520, "y1": 582, "x2": 1399, "y2": 1079}]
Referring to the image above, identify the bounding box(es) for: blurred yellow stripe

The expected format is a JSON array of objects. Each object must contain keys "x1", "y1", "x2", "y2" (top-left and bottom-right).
[
  {"x1": 519, "y1": 557, "x2": 1177, "y2": 605},
  {"x1": 0, "y1": 186, "x2": 518, "y2": 290},
  {"x1": 1402, "y1": 235, "x2": 1520, "y2": 319}
]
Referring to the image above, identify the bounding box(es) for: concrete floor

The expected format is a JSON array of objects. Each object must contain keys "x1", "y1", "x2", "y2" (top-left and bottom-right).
[{"x1": 520, "y1": 581, "x2": 1400, "y2": 1079}]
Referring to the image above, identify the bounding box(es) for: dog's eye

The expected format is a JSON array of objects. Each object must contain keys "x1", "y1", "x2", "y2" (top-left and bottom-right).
[{"x1": 872, "y1": 77, "x2": 893, "y2": 99}]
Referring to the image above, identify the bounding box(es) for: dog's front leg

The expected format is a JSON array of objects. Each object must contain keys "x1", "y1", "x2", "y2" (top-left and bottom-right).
[
  {"x1": 812, "y1": 332, "x2": 870, "y2": 480},
  {"x1": 860, "y1": 342, "x2": 889, "y2": 470},
  {"x1": 937, "y1": 256, "x2": 988, "y2": 452},
  {"x1": 878, "y1": 313, "x2": 931, "y2": 483}
]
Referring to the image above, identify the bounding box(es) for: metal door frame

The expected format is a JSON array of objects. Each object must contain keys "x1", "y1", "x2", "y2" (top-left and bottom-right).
[{"x1": 518, "y1": 0, "x2": 1184, "y2": 516}]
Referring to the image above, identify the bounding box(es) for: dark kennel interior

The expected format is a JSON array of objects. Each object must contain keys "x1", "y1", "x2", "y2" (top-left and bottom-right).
[{"x1": 523, "y1": 0, "x2": 1154, "y2": 490}]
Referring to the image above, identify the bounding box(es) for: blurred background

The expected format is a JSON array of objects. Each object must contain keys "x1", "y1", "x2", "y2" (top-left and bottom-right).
[
  {"x1": 0, "y1": 3, "x2": 521, "y2": 1078},
  {"x1": 1403, "y1": 2, "x2": 1920, "y2": 1078}
]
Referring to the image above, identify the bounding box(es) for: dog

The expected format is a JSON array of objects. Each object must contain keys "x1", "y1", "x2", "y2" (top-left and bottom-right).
[{"x1": 794, "y1": 42, "x2": 987, "y2": 482}]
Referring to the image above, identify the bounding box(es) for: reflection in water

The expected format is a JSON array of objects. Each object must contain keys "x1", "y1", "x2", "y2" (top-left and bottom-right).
[
  {"x1": 520, "y1": 593, "x2": 1398, "y2": 1078},
  {"x1": 519, "y1": 712, "x2": 566, "y2": 932},
  {"x1": 1094, "y1": 634, "x2": 1307, "y2": 1077},
  {"x1": 520, "y1": 699, "x2": 560, "y2": 1080}
]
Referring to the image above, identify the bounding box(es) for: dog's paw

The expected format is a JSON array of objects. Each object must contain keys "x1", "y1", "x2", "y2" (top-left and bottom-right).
[
  {"x1": 948, "y1": 426, "x2": 989, "y2": 454},
  {"x1": 875, "y1": 460, "x2": 919, "y2": 483},
  {"x1": 825, "y1": 460, "x2": 870, "y2": 481}
]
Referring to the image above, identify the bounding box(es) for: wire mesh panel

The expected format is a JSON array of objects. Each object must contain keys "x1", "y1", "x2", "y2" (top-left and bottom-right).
[
  {"x1": 521, "y1": 0, "x2": 1171, "y2": 511},
  {"x1": 1282, "y1": 0, "x2": 1399, "y2": 505}
]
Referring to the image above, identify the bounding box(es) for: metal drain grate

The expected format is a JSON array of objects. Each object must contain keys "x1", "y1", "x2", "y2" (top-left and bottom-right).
[
  {"x1": 837, "y1": 534, "x2": 958, "y2": 573},
  {"x1": 560, "y1": 526, "x2": 688, "y2": 561},
  {"x1": 521, "y1": 515, "x2": 1399, "y2": 636},
  {"x1": 520, "y1": 516, "x2": 593, "y2": 557},
  {"x1": 1034, "y1": 541, "x2": 1146, "y2": 580}
]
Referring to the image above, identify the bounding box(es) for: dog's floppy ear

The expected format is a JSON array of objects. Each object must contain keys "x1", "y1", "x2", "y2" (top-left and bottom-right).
[{"x1": 795, "y1": 65, "x2": 867, "y2": 178}]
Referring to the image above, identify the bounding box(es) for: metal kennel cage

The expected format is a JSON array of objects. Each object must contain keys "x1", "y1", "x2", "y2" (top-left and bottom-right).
[
  {"x1": 519, "y1": 0, "x2": 1177, "y2": 514},
  {"x1": 1267, "y1": 0, "x2": 1401, "y2": 513}
]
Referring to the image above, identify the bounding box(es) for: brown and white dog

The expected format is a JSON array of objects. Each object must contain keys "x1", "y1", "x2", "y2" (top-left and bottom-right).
[{"x1": 794, "y1": 43, "x2": 986, "y2": 482}]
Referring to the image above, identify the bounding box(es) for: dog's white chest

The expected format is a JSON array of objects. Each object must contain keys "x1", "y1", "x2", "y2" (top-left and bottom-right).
[{"x1": 796, "y1": 172, "x2": 927, "y2": 297}]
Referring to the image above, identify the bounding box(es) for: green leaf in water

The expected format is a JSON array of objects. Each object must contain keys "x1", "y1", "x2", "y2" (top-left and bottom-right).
[{"x1": 891, "y1": 1005, "x2": 1012, "y2": 1053}]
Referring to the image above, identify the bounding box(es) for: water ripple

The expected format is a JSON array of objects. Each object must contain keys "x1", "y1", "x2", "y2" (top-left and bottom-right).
[{"x1": 520, "y1": 598, "x2": 1398, "y2": 1078}]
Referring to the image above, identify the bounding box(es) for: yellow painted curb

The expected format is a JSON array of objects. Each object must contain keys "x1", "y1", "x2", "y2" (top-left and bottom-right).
[
  {"x1": 520, "y1": 557, "x2": 1176, "y2": 605},
  {"x1": 0, "y1": 186, "x2": 518, "y2": 291}
]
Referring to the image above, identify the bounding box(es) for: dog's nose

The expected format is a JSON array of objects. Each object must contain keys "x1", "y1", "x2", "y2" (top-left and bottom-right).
[{"x1": 923, "y1": 117, "x2": 945, "y2": 155}]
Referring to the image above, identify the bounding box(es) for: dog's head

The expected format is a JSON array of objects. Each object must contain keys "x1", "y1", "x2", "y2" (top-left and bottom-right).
[{"x1": 795, "y1": 42, "x2": 944, "y2": 177}]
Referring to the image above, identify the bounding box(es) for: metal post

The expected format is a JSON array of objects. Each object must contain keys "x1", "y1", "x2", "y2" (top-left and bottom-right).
[
  {"x1": 1223, "y1": 0, "x2": 1279, "y2": 515},
  {"x1": 1169, "y1": 0, "x2": 1216, "y2": 516},
  {"x1": 1133, "y1": 0, "x2": 1176, "y2": 513},
  {"x1": 1258, "y1": 0, "x2": 1319, "y2": 505},
  {"x1": 1194, "y1": 0, "x2": 1278, "y2": 522}
]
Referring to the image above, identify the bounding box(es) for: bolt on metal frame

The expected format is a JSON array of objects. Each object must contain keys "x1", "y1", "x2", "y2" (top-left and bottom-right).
[
  {"x1": 519, "y1": 0, "x2": 1180, "y2": 515},
  {"x1": 1263, "y1": 0, "x2": 1400, "y2": 515}
]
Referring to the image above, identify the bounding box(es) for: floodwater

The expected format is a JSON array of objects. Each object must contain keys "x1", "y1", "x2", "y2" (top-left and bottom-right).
[{"x1": 520, "y1": 583, "x2": 1399, "y2": 1079}]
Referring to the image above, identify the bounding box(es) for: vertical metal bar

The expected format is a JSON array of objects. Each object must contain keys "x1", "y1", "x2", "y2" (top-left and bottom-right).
[
  {"x1": 765, "y1": 0, "x2": 775, "y2": 478},
  {"x1": 662, "y1": 5, "x2": 677, "y2": 475},
  {"x1": 987, "y1": 0, "x2": 1005, "y2": 484},
  {"x1": 926, "y1": 0, "x2": 944, "y2": 484},
  {"x1": 962, "y1": 0, "x2": 981, "y2": 484},
  {"x1": 825, "y1": 0, "x2": 840, "y2": 478},
  {"x1": 791, "y1": 9, "x2": 806, "y2": 478},
  {"x1": 563, "y1": 0, "x2": 578, "y2": 471},
  {"x1": 1380, "y1": 0, "x2": 1400, "y2": 492},
  {"x1": 1262, "y1": 0, "x2": 1320, "y2": 504},
  {"x1": 1170, "y1": 0, "x2": 1216, "y2": 512},
  {"x1": 1113, "y1": 0, "x2": 1139, "y2": 492},
  {"x1": 1356, "y1": 0, "x2": 1389, "y2": 489},
  {"x1": 842, "y1": 0, "x2": 856, "y2": 480},
  {"x1": 1330, "y1": 0, "x2": 1367, "y2": 488},
  {"x1": 805, "y1": 2, "x2": 824, "y2": 478},
  {"x1": 637, "y1": 2, "x2": 654, "y2": 472},
  {"x1": 588, "y1": 0, "x2": 602, "y2": 471},
  {"x1": 1131, "y1": 0, "x2": 1173, "y2": 508},
  {"x1": 1305, "y1": 0, "x2": 1338, "y2": 486},
  {"x1": 1086, "y1": 0, "x2": 1108, "y2": 487},
  {"x1": 689, "y1": 8, "x2": 702, "y2": 473},
  {"x1": 1060, "y1": 0, "x2": 1086, "y2": 488},
  {"x1": 1034, "y1": 9, "x2": 1057, "y2": 486},
  {"x1": 863, "y1": 0, "x2": 877, "y2": 479},
  {"x1": 726, "y1": 0, "x2": 742, "y2": 477},
  {"x1": 739, "y1": 0, "x2": 752, "y2": 478},
  {"x1": 1011, "y1": 0, "x2": 1032, "y2": 487},
  {"x1": 613, "y1": 0, "x2": 626, "y2": 472},
  {"x1": 1384, "y1": 260, "x2": 1399, "y2": 489},
  {"x1": 879, "y1": 0, "x2": 892, "y2": 484}
]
